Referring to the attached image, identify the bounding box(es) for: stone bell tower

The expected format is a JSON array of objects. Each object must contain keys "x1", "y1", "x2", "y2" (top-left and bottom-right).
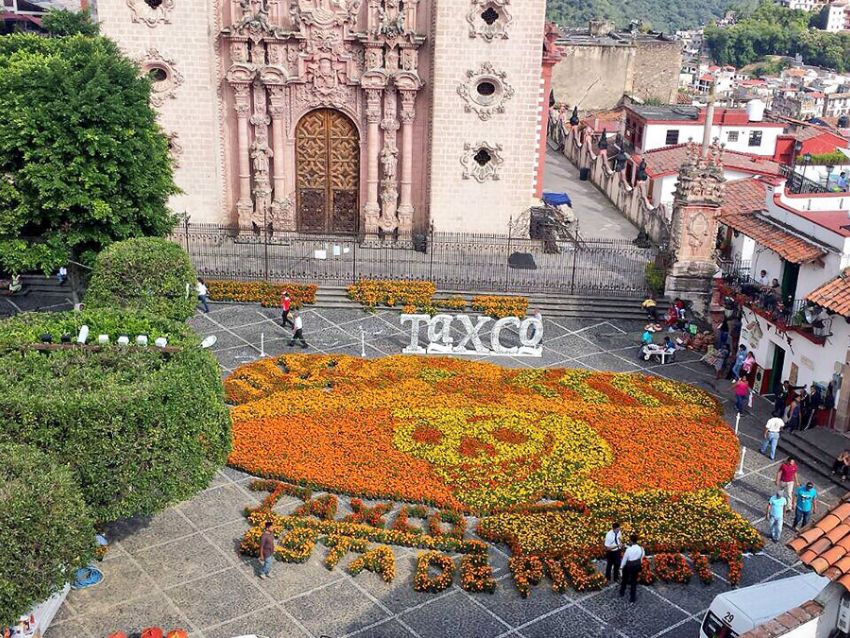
[{"x1": 664, "y1": 139, "x2": 725, "y2": 315}]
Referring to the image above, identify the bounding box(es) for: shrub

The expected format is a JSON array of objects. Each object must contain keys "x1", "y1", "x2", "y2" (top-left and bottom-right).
[
  {"x1": 645, "y1": 262, "x2": 666, "y2": 294},
  {"x1": 0, "y1": 345, "x2": 231, "y2": 522},
  {"x1": 205, "y1": 280, "x2": 317, "y2": 309},
  {"x1": 86, "y1": 238, "x2": 197, "y2": 321},
  {"x1": 0, "y1": 443, "x2": 95, "y2": 626},
  {"x1": 0, "y1": 308, "x2": 198, "y2": 349},
  {"x1": 347, "y1": 279, "x2": 436, "y2": 308},
  {"x1": 471, "y1": 295, "x2": 528, "y2": 318}
]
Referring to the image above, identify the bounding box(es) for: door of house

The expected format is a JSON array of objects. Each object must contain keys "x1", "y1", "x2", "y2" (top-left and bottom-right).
[
  {"x1": 295, "y1": 109, "x2": 359, "y2": 235},
  {"x1": 770, "y1": 343, "x2": 786, "y2": 394},
  {"x1": 781, "y1": 261, "x2": 800, "y2": 305}
]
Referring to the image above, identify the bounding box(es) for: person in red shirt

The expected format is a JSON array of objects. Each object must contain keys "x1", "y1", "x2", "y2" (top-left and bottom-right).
[
  {"x1": 776, "y1": 457, "x2": 798, "y2": 511},
  {"x1": 733, "y1": 378, "x2": 750, "y2": 414},
  {"x1": 280, "y1": 291, "x2": 294, "y2": 329}
]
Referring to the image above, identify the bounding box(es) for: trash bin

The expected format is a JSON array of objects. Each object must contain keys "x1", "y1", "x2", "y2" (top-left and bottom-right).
[{"x1": 579, "y1": 167, "x2": 590, "y2": 181}]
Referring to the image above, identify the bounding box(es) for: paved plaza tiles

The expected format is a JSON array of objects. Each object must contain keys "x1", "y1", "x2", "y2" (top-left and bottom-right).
[{"x1": 44, "y1": 304, "x2": 844, "y2": 638}]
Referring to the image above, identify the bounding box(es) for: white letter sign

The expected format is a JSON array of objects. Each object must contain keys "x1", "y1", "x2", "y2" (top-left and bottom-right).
[{"x1": 400, "y1": 313, "x2": 542, "y2": 357}]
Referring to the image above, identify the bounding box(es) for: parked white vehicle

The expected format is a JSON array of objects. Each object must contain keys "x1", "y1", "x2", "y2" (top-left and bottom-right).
[{"x1": 699, "y1": 572, "x2": 829, "y2": 638}]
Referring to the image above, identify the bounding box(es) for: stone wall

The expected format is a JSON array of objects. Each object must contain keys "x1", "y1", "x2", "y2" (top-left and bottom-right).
[
  {"x1": 550, "y1": 44, "x2": 633, "y2": 112},
  {"x1": 97, "y1": 0, "x2": 224, "y2": 223},
  {"x1": 550, "y1": 38, "x2": 681, "y2": 111},
  {"x1": 631, "y1": 39, "x2": 682, "y2": 105},
  {"x1": 427, "y1": 0, "x2": 547, "y2": 234}
]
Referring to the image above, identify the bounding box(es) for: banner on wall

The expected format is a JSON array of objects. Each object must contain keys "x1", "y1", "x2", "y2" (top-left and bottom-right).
[{"x1": 400, "y1": 314, "x2": 543, "y2": 357}]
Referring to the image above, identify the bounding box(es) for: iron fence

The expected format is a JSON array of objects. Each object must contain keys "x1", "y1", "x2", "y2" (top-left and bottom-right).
[{"x1": 171, "y1": 222, "x2": 657, "y2": 296}]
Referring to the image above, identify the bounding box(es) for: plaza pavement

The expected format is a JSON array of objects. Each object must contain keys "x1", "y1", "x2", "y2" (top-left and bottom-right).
[{"x1": 44, "y1": 303, "x2": 847, "y2": 638}]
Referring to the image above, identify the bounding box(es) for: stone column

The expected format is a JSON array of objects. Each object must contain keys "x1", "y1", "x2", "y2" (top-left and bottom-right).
[
  {"x1": 268, "y1": 86, "x2": 295, "y2": 230},
  {"x1": 363, "y1": 88, "x2": 382, "y2": 237},
  {"x1": 379, "y1": 87, "x2": 400, "y2": 234},
  {"x1": 233, "y1": 82, "x2": 254, "y2": 225},
  {"x1": 397, "y1": 90, "x2": 416, "y2": 240}
]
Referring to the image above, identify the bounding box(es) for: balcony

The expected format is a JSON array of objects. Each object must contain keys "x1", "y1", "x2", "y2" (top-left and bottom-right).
[{"x1": 717, "y1": 275, "x2": 832, "y2": 346}]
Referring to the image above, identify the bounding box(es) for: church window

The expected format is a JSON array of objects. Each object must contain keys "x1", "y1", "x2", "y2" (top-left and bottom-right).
[
  {"x1": 474, "y1": 148, "x2": 492, "y2": 166},
  {"x1": 148, "y1": 67, "x2": 168, "y2": 83},
  {"x1": 144, "y1": 0, "x2": 163, "y2": 9},
  {"x1": 480, "y1": 6, "x2": 499, "y2": 24},
  {"x1": 476, "y1": 81, "x2": 496, "y2": 98}
]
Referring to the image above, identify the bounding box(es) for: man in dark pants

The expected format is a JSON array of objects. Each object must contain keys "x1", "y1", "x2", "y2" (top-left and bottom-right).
[
  {"x1": 288, "y1": 312, "x2": 308, "y2": 349},
  {"x1": 280, "y1": 291, "x2": 294, "y2": 329},
  {"x1": 619, "y1": 533, "x2": 645, "y2": 603},
  {"x1": 604, "y1": 522, "x2": 623, "y2": 583}
]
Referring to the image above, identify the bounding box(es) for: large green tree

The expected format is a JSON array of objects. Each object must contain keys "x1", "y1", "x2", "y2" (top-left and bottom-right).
[{"x1": 0, "y1": 31, "x2": 178, "y2": 275}]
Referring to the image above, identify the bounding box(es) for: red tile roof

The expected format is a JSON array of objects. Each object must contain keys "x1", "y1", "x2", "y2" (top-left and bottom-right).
[
  {"x1": 738, "y1": 601, "x2": 824, "y2": 638},
  {"x1": 790, "y1": 494, "x2": 850, "y2": 583},
  {"x1": 718, "y1": 178, "x2": 829, "y2": 265},
  {"x1": 640, "y1": 145, "x2": 784, "y2": 179},
  {"x1": 806, "y1": 270, "x2": 850, "y2": 317}
]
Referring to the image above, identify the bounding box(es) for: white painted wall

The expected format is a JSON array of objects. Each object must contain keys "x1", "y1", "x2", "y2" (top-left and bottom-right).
[
  {"x1": 640, "y1": 122, "x2": 783, "y2": 156},
  {"x1": 653, "y1": 169, "x2": 763, "y2": 206}
]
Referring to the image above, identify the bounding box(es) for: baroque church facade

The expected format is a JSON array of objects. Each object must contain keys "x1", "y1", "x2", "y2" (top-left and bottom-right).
[{"x1": 96, "y1": 0, "x2": 557, "y2": 237}]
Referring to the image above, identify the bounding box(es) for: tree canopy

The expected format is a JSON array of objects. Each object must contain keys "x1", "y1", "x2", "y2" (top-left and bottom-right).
[
  {"x1": 704, "y1": 1, "x2": 850, "y2": 71},
  {"x1": 0, "y1": 31, "x2": 178, "y2": 275},
  {"x1": 41, "y1": 8, "x2": 100, "y2": 36}
]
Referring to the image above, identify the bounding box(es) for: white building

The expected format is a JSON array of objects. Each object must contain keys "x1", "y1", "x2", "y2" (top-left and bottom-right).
[
  {"x1": 824, "y1": 0, "x2": 849, "y2": 31},
  {"x1": 623, "y1": 103, "x2": 785, "y2": 157},
  {"x1": 720, "y1": 175, "x2": 850, "y2": 421},
  {"x1": 777, "y1": 0, "x2": 826, "y2": 11}
]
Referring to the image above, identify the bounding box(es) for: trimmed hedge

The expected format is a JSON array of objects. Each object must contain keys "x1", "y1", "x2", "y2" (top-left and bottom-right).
[
  {"x1": 86, "y1": 238, "x2": 198, "y2": 321},
  {"x1": 0, "y1": 346, "x2": 231, "y2": 522},
  {"x1": 0, "y1": 308, "x2": 198, "y2": 349},
  {"x1": 0, "y1": 443, "x2": 95, "y2": 627}
]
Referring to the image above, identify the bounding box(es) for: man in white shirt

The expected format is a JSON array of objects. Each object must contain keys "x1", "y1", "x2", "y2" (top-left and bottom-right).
[
  {"x1": 604, "y1": 522, "x2": 623, "y2": 583},
  {"x1": 619, "y1": 534, "x2": 645, "y2": 603},
  {"x1": 288, "y1": 312, "x2": 308, "y2": 349},
  {"x1": 758, "y1": 415, "x2": 785, "y2": 461},
  {"x1": 756, "y1": 270, "x2": 769, "y2": 288}
]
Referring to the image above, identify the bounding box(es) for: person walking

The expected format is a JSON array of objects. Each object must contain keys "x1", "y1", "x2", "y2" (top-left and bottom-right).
[
  {"x1": 792, "y1": 481, "x2": 818, "y2": 531},
  {"x1": 766, "y1": 490, "x2": 787, "y2": 543},
  {"x1": 196, "y1": 278, "x2": 210, "y2": 314},
  {"x1": 288, "y1": 312, "x2": 308, "y2": 349},
  {"x1": 641, "y1": 295, "x2": 658, "y2": 321},
  {"x1": 773, "y1": 381, "x2": 791, "y2": 417},
  {"x1": 619, "y1": 534, "x2": 645, "y2": 603},
  {"x1": 604, "y1": 522, "x2": 623, "y2": 583},
  {"x1": 280, "y1": 291, "x2": 294, "y2": 329},
  {"x1": 759, "y1": 415, "x2": 785, "y2": 460},
  {"x1": 57, "y1": 265, "x2": 67, "y2": 285},
  {"x1": 775, "y1": 457, "x2": 798, "y2": 511},
  {"x1": 258, "y1": 521, "x2": 276, "y2": 579},
  {"x1": 729, "y1": 345, "x2": 747, "y2": 380},
  {"x1": 733, "y1": 377, "x2": 750, "y2": 415}
]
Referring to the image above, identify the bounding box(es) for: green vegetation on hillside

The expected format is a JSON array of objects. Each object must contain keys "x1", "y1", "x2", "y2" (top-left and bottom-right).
[
  {"x1": 546, "y1": 0, "x2": 756, "y2": 33},
  {"x1": 704, "y1": 1, "x2": 850, "y2": 71}
]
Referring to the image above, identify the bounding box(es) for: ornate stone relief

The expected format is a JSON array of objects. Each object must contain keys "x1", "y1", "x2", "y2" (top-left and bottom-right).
[
  {"x1": 126, "y1": 0, "x2": 175, "y2": 27},
  {"x1": 466, "y1": 0, "x2": 512, "y2": 41},
  {"x1": 457, "y1": 62, "x2": 513, "y2": 121},
  {"x1": 139, "y1": 49, "x2": 184, "y2": 106},
  {"x1": 460, "y1": 141, "x2": 503, "y2": 182}
]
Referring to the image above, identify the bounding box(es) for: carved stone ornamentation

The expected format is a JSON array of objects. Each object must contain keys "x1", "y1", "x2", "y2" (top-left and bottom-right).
[
  {"x1": 460, "y1": 141, "x2": 503, "y2": 182},
  {"x1": 138, "y1": 49, "x2": 184, "y2": 106},
  {"x1": 457, "y1": 62, "x2": 514, "y2": 121},
  {"x1": 466, "y1": 0, "x2": 512, "y2": 41},
  {"x1": 673, "y1": 140, "x2": 726, "y2": 207},
  {"x1": 126, "y1": 0, "x2": 175, "y2": 27}
]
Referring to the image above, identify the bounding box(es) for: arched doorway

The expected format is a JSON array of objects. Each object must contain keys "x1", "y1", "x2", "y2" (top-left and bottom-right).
[{"x1": 295, "y1": 109, "x2": 359, "y2": 234}]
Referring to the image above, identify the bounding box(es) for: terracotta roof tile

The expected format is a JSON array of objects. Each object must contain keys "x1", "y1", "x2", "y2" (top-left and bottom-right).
[
  {"x1": 720, "y1": 213, "x2": 828, "y2": 264},
  {"x1": 641, "y1": 145, "x2": 784, "y2": 179},
  {"x1": 822, "y1": 545, "x2": 845, "y2": 565},
  {"x1": 807, "y1": 271, "x2": 850, "y2": 317},
  {"x1": 810, "y1": 557, "x2": 831, "y2": 574},
  {"x1": 811, "y1": 537, "x2": 834, "y2": 555},
  {"x1": 722, "y1": 178, "x2": 769, "y2": 217},
  {"x1": 800, "y1": 527, "x2": 826, "y2": 544},
  {"x1": 827, "y1": 524, "x2": 850, "y2": 544},
  {"x1": 817, "y1": 513, "x2": 842, "y2": 534},
  {"x1": 791, "y1": 498, "x2": 850, "y2": 591}
]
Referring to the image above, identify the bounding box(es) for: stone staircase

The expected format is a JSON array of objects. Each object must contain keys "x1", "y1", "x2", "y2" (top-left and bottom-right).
[
  {"x1": 314, "y1": 286, "x2": 669, "y2": 321},
  {"x1": 19, "y1": 274, "x2": 70, "y2": 295},
  {"x1": 777, "y1": 427, "x2": 850, "y2": 491}
]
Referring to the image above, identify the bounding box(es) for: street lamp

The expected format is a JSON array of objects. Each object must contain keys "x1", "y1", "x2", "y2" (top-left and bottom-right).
[
  {"x1": 598, "y1": 129, "x2": 609, "y2": 151},
  {"x1": 826, "y1": 164, "x2": 835, "y2": 189},
  {"x1": 614, "y1": 149, "x2": 629, "y2": 172},
  {"x1": 791, "y1": 140, "x2": 803, "y2": 193}
]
